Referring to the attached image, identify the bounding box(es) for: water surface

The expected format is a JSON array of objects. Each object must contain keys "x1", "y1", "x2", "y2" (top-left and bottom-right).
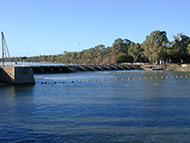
[{"x1": 1, "y1": 70, "x2": 190, "y2": 142}]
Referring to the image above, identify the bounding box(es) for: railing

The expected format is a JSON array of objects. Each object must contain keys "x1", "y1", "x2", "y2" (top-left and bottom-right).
[{"x1": 0, "y1": 62, "x2": 30, "y2": 67}]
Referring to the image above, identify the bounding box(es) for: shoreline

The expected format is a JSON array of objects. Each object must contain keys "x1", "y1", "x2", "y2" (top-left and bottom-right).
[
  {"x1": 141, "y1": 63, "x2": 190, "y2": 72},
  {"x1": 162, "y1": 64, "x2": 190, "y2": 72}
]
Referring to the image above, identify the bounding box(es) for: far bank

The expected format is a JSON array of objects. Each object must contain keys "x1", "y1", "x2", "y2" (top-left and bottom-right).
[{"x1": 162, "y1": 64, "x2": 190, "y2": 72}]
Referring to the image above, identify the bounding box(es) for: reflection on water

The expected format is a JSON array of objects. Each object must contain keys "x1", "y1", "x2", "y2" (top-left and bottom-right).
[
  {"x1": 0, "y1": 85, "x2": 35, "y2": 106},
  {"x1": 1, "y1": 71, "x2": 190, "y2": 142}
]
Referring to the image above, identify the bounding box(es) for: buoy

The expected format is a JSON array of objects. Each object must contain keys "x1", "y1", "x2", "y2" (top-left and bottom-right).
[
  {"x1": 115, "y1": 78, "x2": 118, "y2": 81},
  {"x1": 185, "y1": 75, "x2": 188, "y2": 78},
  {"x1": 150, "y1": 77, "x2": 153, "y2": 79},
  {"x1": 79, "y1": 80, "x2": 82, "y2": 83},
  {"x1": 145, "y1": 77, "x2": 147, "y2": 79},
  {"x1": 166, "y1": 76, "x2": 168, "y2": 78},
  {"x1": 94, "y1": 79, "x2": 97, "y2": 82},
  {"x1": 121, "y1": 78, "x2": 124, "y2": 81},
  {"x1": 102, "y1": 79, "x2": 104, "y2": 81},
  {"x1": 171, "y1": 76, "x2": 174, "y2": 78},
  {"x1": 161, "y1": 76, "x2": 164, "y2": 79},
  {"x1": 63, "y1": 81, "x2": 65, "y2": 83},
  {"x1": 155, "y1": 77, "x2": 158, "y2": 79},
  {"x1": 44, "y1": 82, "x2": 47, "y2": 84},
  {"x1": 109, "y1": 79, "x2": 111, "y2": 81},
  {"x1": 181, "y1": 75, "x2": 183, "y2": 78},
  {"x1": 140, "y1": 77, "x2": 142, "y2": 80},
  {"x1": 134, "y1": 77, "x2": 136, "y2": 80},
  {"x1": 87, "y1": 80, "x2": 90, "y2": 82},
  {"x1": 54, "y1": 81, "x2": 56, "y2": 84},
  {"x1": 176, "y1": 76, "x2": 178, "y2": 78},
  {"x1": 128, "y1": 78, "x2": 130, "y2": 80},
  {"x1": 72, "y1": 81, "x2": 74, "y2": 83},
  {"x1": 41, "y1": 82, "x2": 43, "y2": 84}
]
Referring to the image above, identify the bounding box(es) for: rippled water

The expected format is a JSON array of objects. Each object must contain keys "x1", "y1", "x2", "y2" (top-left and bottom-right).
[{"x1": 1, "y1": 70, "x2": 190, "y2": 142}]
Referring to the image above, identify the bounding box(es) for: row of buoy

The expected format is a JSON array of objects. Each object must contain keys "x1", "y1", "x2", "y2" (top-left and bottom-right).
[{"x1": 40, "y1": 75, "x2": 188, "y2": 84}]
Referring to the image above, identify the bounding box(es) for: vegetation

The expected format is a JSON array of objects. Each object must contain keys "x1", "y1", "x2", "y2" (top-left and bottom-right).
[{"x1": 7, "y1": 30, "x2": 190, "y2": 64}]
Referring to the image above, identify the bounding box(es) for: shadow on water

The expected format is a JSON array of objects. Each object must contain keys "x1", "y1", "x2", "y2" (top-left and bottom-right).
[{"x1": 0, "y1": 84, "x2": 35, "y2": 96}]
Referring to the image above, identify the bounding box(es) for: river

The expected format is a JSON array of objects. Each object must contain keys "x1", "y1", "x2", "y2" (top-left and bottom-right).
[{"x1": 0, "y1": 70, "x2": 190, "y2": 142}]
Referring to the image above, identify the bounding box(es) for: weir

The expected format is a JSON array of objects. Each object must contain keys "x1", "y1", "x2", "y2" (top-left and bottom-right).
[
  {"x1": 31, "y1": 64, "x2": 141, "y2": 74},
  {"x1": 0, "y1": 32, "x2": 143, "y2": 85}
]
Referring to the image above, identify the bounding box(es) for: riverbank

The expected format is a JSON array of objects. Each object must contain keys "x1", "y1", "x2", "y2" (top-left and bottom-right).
[
  {"x1": 140, "y1": 63, "x2": 190, "y2": 72},
  {"x1": 162, "y1": 64, "x2": 190, "y2": 72}
]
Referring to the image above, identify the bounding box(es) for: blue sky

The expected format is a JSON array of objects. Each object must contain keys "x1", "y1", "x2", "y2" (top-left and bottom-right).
[{"x1": 0, "y1": 0, "x2": 190, "y2": 57}]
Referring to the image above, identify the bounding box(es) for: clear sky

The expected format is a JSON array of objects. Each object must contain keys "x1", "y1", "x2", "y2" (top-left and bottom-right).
[{"x1": 0, "y1": 0, "x2": 190, "y2": 57}]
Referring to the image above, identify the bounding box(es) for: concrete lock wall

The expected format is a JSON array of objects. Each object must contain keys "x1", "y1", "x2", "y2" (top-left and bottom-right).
[
  {"x1": 14, "y1": 67, "x2": 35, "y2": 84},
  {"x1": 1, "y1": 66, "x2": 15, "y2": 83},
  {"x1": 0, "y1": 66, "x2": 35, "y2": 84}
]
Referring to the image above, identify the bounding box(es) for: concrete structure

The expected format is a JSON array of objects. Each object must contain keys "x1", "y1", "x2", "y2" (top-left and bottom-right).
[
  {"x1": 31, "y1": 64, "x2": 141, "y2": 74},
  {"x1": 0, "y1": 66, "x2": 35, "y2": 85},
  {"x1": 0, "y1": 32, "x2": 35, "y2": 85}
]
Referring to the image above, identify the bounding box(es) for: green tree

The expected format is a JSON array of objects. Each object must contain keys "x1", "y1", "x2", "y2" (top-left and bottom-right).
[
  {"x1": 142, "y1": 30, "x2": 168, "y2": 63},
  {"x1": 128, "y1": 43, "x2": 144, "y2": 63},
  {"x1": 170, "y1": 33, "x2": 190, "y2": 63},
  {"x1": 187, "y1": 44, "x2": 190, "y2": 55},
  {"x1": 110, "y1": 38, "x2": 128, "y2": 56}
]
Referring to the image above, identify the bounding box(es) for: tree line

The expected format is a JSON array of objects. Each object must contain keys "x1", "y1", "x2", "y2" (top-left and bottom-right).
[{"x1": 8, "y1": 30, "x2": 190, "y2": 64}]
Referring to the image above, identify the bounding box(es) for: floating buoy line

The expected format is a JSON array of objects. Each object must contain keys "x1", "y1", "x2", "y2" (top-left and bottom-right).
[{"x1": 40, "y1": 75, "x2": 189, "y2": 84}]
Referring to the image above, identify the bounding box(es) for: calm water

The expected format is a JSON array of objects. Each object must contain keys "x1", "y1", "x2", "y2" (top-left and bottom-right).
[{"x1": 1, "y1": 70, "x2": 190, "y2": 142}]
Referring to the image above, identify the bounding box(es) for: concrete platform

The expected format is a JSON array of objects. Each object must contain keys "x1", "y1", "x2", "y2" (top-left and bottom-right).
[{"x1": 0, "y1": 66, "x2": 35, "y2": 85}]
